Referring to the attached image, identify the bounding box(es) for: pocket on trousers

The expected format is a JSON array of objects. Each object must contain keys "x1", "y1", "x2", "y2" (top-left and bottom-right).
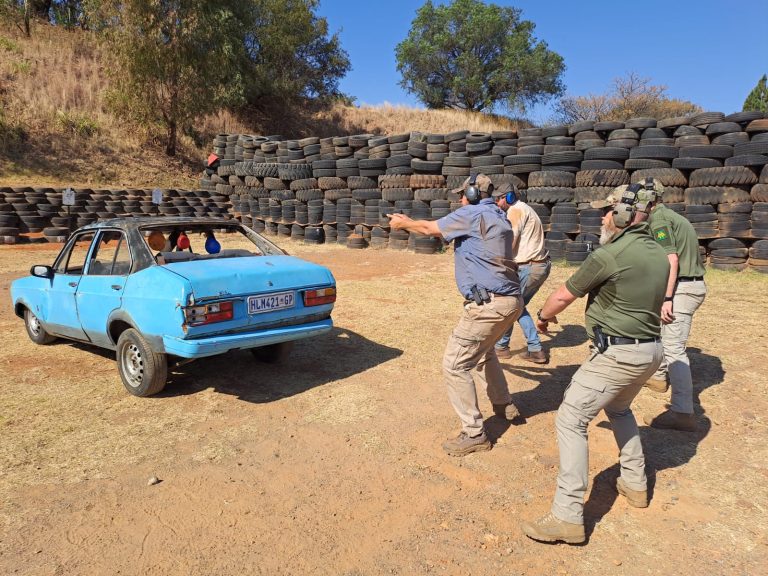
[{"x1": 604, "y1": 347, "x2": 654, "y2": 367}]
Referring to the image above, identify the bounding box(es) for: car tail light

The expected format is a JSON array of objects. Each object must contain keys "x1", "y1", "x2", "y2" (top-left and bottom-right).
[
  {"x1": 303, "y1": 287, "x2": 336, "y2": 307},
  {"x1": 184, "y1": 301, "x2": 234, "y2": 326}
]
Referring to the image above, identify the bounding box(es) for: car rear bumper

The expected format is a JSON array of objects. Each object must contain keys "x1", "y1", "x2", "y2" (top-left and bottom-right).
[{"x1": 162, "y1": 318, "x2": 333, "y2": 358}]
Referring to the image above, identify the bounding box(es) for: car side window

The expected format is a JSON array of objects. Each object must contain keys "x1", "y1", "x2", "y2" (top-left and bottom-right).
[
  {"x1": 54, "y1": 232, "x2": 96, "y2": 275},
  {"x1": 89, "y1": 231, "x2": 132, "y2": 276}
]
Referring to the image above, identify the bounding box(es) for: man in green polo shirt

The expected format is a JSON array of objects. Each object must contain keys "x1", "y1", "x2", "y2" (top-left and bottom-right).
[
  {"x1": 520, "y1": 185, "x2": 669, "y2": 545},
  {"x1": 639, "y1": 179, "x2": 707, "y2": 432}
]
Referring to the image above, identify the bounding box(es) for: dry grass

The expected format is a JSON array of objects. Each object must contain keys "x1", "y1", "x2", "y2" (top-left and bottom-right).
[{"x1": 0, "y1": 23, "x2": 520, "y2": 189}]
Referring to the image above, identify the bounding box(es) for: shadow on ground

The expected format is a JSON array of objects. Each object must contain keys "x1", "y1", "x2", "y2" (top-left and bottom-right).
[{"x1": 161, "y1": 326, "x2": 403, "y2": 402}]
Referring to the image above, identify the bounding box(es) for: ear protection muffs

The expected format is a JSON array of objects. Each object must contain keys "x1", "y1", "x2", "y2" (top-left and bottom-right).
[
  {"x1": 465, "y1": 174, "x2": 482, "y2": 205},
  {"x1": 505, "y1": 188, "x2": 518, "y2": 205},
  {"x1": 612, "y1": 183, "x2": 641, "y2": 228}
]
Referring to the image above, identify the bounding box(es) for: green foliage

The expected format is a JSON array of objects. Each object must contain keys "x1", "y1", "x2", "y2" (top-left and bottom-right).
[
  {"x1": 240, "y1": 0, "x2": 351, "y2": 105},
  {"x1": 94, "y1": 0, "x2": 249, "y2": 155},
  {"x1": 395, "y1": 0, "x2": 564, "y2": 113},
  {"x1": 54, "y1": 109, "x2": 100, "y2": 137},
  {"x1": 0, "y1": 35, "x2": 21, "y2": 53},
  {"x1": 743, "y1": 74, "x2": 768, "y2": 113}
]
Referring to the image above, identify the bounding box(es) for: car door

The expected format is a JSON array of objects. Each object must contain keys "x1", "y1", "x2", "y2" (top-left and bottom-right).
[
  {"x1": 77, "y1": 229, "x2": 132, "y2": 348},
  {"x1": 46, "y1": 231, "x2": 96, "y2": 340}
]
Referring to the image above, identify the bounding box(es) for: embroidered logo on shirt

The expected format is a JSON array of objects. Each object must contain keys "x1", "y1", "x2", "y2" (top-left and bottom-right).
[{"x1": 653, "y1": 226, "x2": 672, "y2": 247}]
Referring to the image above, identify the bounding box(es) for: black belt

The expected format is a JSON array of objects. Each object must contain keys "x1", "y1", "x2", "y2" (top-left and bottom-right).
[
  {"x1": 464, "y1": 293, "x2": 518, "y2": 305},
  {"x1": 678, "y1": 276, "x2": 704, "y2": 282},
  {"x1": 606, "y1": 336, "x2": 659, "y2": 345}
]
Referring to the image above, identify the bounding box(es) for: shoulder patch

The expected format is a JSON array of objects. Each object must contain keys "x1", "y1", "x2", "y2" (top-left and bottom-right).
[{"x1": 653, "y1": 226, "x2": 672, "y2": 246}]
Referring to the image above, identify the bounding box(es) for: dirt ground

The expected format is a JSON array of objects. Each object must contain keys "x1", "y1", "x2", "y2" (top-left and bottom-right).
[{"x1": 0, "y1": 239, "x2": 766, "y2": 576}]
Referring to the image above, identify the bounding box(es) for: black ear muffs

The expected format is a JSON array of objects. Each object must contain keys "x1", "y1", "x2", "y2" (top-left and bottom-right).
[{"x1": 465, "y1": 174, "x2": 481, "y2": 204}]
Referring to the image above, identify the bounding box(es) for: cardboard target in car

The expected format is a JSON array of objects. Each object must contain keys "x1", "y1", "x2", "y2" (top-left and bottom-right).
[
  {"x1": 152, "y1": 188, "x2": 163, "y2": 205},
  {"x1": 62, "y1": 187, "x2": 75, "y2": 206}
]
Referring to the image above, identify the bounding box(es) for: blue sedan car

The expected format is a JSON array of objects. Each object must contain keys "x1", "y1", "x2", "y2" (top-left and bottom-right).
[{"x1": 11, "y1": 217, "x2": 336, "y2": 396}]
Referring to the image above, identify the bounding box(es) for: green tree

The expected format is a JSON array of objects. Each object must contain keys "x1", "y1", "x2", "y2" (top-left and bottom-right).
[
  {"x1": 743, "y1": 74, "x2": 768, "y2": 113},
  {"x1": 240, "y1": 0, "x2": 350, "y2": 107},
  {"x1": 94, "y1": 0, "x2": 248, "y2": 156},
  {"x1": 395, "y1": 0, "x2": 564, "y2": 113}
]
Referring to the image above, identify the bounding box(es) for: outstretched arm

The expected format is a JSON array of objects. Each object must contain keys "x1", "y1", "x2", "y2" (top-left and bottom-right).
[
  {"x1": 388, "y1": 213, "x2": 443, "y2": 238},
  {"x1": 536, "y1": 284, "x2": 578, "y2": 333}
]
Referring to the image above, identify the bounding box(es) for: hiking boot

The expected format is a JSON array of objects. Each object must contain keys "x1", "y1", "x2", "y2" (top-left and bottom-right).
[
  {"x1": 644, "y1": 409, "x2": 697, "y2": 432},
  {"x1": 520, "y1": 512, "x2": 585, "y2": 545},
  {"x1": 616, "y1": 477, "x2": 648, "y2": 508},
  {"x1": 494, "y1": 347, "x2": 512, "y2": 359},
  {"x1": 644, "y1": 377, "x2": 669, "y2": 393},
  {"x1": 442, "y1": 431, "x2": 491, "y2": 456},
  {"x1": 520, "y1": 350, "x2": 548, "y2": 364},
  {"x1": 493, "y1": 401, "x2": 520, "y2": 421}
]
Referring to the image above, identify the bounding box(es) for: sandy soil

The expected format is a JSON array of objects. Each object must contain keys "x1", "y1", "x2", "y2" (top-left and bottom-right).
[{"x1": 0, "y1": 239, "x2": 766, "y2": 575}]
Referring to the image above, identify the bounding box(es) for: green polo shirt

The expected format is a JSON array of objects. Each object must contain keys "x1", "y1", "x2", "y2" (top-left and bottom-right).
[
  {"x1": 648, "y1": 204, "x2": 706, "y2": 278},
  {"x1": 565, "y1": 223, "x2": 670, "y2": 340}
]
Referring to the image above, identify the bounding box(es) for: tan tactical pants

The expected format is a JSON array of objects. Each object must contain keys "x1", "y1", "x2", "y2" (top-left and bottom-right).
[
  {"x1": 652, "y1": 280, "x2": 707, "y2": 414},
  {"x1": 442, "y1": 294, "x2": 523, "y2": 437},
  {"x1": 552, "y1": 341, "x2": 664, "y2": 525}
]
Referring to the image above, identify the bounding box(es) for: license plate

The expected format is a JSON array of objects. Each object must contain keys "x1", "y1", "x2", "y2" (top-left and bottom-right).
[{"x1": 248, "y1": 291, "x2": 295, "y2": 314}]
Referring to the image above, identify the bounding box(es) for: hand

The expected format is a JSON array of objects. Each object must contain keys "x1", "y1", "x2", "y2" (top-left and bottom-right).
[
  {"x1": 661, "y1": 300, "x2": 675, "y2": 324},
  {"x1": 387, "y1": 212, "x2": 411, "y2": 230},
  {"x1": 536, "y1": 315, "x2": 558, "y2": 334}
]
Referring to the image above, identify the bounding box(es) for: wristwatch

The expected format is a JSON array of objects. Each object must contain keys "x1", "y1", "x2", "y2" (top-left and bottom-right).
[
  {"x1": 664, "y1": 296, "x2": 674, "y2": 302},
  {"x1": 536, "y1": 309, "x2": 550, "y2": 322}
]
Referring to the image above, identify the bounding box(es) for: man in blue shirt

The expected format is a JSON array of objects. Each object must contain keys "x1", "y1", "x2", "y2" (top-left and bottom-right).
[{"x1": 389, "y1": 174, "x2": 523, "y2": 456}]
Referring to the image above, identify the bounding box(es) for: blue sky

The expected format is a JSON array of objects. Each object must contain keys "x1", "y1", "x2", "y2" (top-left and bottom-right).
[{"x1": 315, "y1": 0, "x2": 768, "y2": 124}]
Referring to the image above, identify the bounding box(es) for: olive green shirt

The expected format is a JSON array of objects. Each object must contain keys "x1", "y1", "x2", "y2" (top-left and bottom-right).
[
  {"x1": 565, "y1": 223, "x2": 670, "y2": 340},
  {"x1": 648, "y1": 204, "x2": 706, "y2": 278}
]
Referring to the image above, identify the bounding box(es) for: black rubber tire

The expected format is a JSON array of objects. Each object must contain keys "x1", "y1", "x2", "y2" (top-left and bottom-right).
[
  {"x1": 574, "y1": 186, "x2": 615, "y2": 203},
  {"x1": 717, "y1": 202, "x2": 752, "y2": 214},
  {"x1": 672, "y1": 157, "x2": 723, "y2": 170},
  {"x1": 631, "y1": 168, "x2": 688, "y2": 187},
  {"x1": 624, "y1": 159, "x2": 671, "y2": 170},
  {"x1": 725, "y1": 154, "x2": 768, "y2": 168},
  {"x1": 689, "y1": 166, "x2": 758, "y2": 187},
  {"x1": 685, "y1": 186, "x2": 751, "y2": 205},
  {"x1": 116, "y1": 328, "x2": 167, "y2": 397},
  {"x1": 528, "y1": 171, "x2": 576, "y2": 187},
  {"x1": 710, "y1": 248, "x2": 749, "y2": 259},
  {"x1": 24, "y1": 308, "x2": 56, "y2": 345},
  {"x1": 526, "y1": 187, "x2": 574, "y2": 203},
  {"x1": 250, "y1": 341, "x2": 294, "y2": 363},
  {"x1": 679, "y1": 145, "x2": 734, "y2": 159},
  {"x1": 575, "y1": 170, "x2": 629, "y2": 187},
  {"x1": 579, "y1": 160, "x2": 625, "y2": 171},
  {"x1": 628, "y1": 145, "x2": 678, "y2": 159},
  {"x1": 708, "y1": 238, "x2": 746, "y2": 249}
]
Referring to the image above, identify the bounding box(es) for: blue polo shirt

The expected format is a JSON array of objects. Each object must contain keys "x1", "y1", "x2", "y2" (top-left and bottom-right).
[{"x1": 437, "y1": 198, "x2": 520, "y2": 298}]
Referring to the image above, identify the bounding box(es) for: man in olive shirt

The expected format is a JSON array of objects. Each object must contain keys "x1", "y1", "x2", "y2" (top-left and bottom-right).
[
  {"x1": 520, "y1": 186, "x2": 669, "y2": 545},
  {"x1": 640, "y1": 180, "x2": 707, "y2": 432}
]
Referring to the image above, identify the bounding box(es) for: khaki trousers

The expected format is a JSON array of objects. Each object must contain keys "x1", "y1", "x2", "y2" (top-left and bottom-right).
[
  {"x1": 551, "y1": 341, "x2": 664, "y2": 525},
  {"x1": 652, "y1": 280, "x2": 707, "y2": 414},
  {"x1": 442, "y1": 294, "x2": 523, "y2": 437}
]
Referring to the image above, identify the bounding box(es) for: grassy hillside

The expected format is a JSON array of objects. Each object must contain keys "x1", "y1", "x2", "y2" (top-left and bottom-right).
[{"x1": 0, "y1": 23, "x2": 519, "y2": 190}]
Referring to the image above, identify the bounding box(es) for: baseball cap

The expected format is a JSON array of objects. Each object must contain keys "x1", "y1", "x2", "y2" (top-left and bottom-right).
[
  {"x1": 491, "y1": 182, "x2": 513, "y2": 198},
  {"x1": 451, "y1": 174, "x2": 494, "y2": 195},
  {"x1": 590, "y1": 186, "x2": 624, "y2": 209}
]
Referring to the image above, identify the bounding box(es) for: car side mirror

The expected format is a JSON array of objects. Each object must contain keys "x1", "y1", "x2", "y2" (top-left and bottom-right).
[{"x1": 30, "y1": 265, "x2": 54, "y2": 279}]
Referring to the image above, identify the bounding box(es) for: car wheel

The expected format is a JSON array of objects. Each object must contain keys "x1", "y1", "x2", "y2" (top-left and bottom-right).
[
  {"x1": 250, "y1": 341, "x2": 294, "y2": 363},
  {"x1": 24, "y1": 308, "x2": 56, "y2": 344},
  {"x1": 116, "y1": 328, "x2": 167, "y2": 397}
]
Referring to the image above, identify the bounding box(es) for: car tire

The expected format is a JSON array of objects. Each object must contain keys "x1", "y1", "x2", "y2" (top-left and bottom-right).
[
  {"x1": 250, "y1": 341, "x2": 294, "y2": 363},
  {"x1": 117, "y1": 328, "x2": 167, "y2": 397},
  {"x1": 24, "y1": 308, "x2": 56, "y2": 345}
]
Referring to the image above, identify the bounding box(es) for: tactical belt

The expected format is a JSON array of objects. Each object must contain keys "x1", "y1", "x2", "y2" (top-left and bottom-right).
[{"x1": 678, "y1": 276, "x2": 704, "y2": 282}]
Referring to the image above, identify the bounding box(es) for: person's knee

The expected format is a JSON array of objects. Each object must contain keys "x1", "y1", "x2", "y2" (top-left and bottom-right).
[{"x1": 556, "y1": 402, "x2": 590, "y2": 434}]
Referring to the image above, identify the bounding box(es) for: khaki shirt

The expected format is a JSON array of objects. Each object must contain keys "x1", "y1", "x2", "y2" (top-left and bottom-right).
[
  {"x1": 506, "y1": 201, "x2": 548, "y2": 263},
  {"x1": 648, "y1": 204, "x2": 706, "y2": 278},
  {"x1": 565, "y1": 223, "x2": 670, "y2": 340}
]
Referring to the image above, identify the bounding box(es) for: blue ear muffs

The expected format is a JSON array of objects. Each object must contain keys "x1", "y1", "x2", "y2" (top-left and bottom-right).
[{"x1": 505, "y1": 190, "x2": 517, "y2": 205}]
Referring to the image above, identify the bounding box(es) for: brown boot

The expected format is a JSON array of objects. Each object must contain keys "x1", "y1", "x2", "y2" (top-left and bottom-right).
[
  {"x1": 644, "y1": 377, "x2": 669, "y2": 393},
  {"x1": 494, "y1": 347, "x2": 512, "y2": 359},
  {"x1": 520, "y1": 512, "x2": 585, "y2": 544},
  {"x1": 616, "y1": 478, "x2": 648, "y2": 508},
  {"x1": 520, "y1": 350, "x2": 548, "y2": 364},
  {"x1": 644, "y1": 409, "x2": 697, "y2": 432},
  {"x1": 442, "y1": 431, "x2": 491, "y2": 456},
  {"x1": 493, "y1": 401, "x2": 520, "y2": 421}
]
